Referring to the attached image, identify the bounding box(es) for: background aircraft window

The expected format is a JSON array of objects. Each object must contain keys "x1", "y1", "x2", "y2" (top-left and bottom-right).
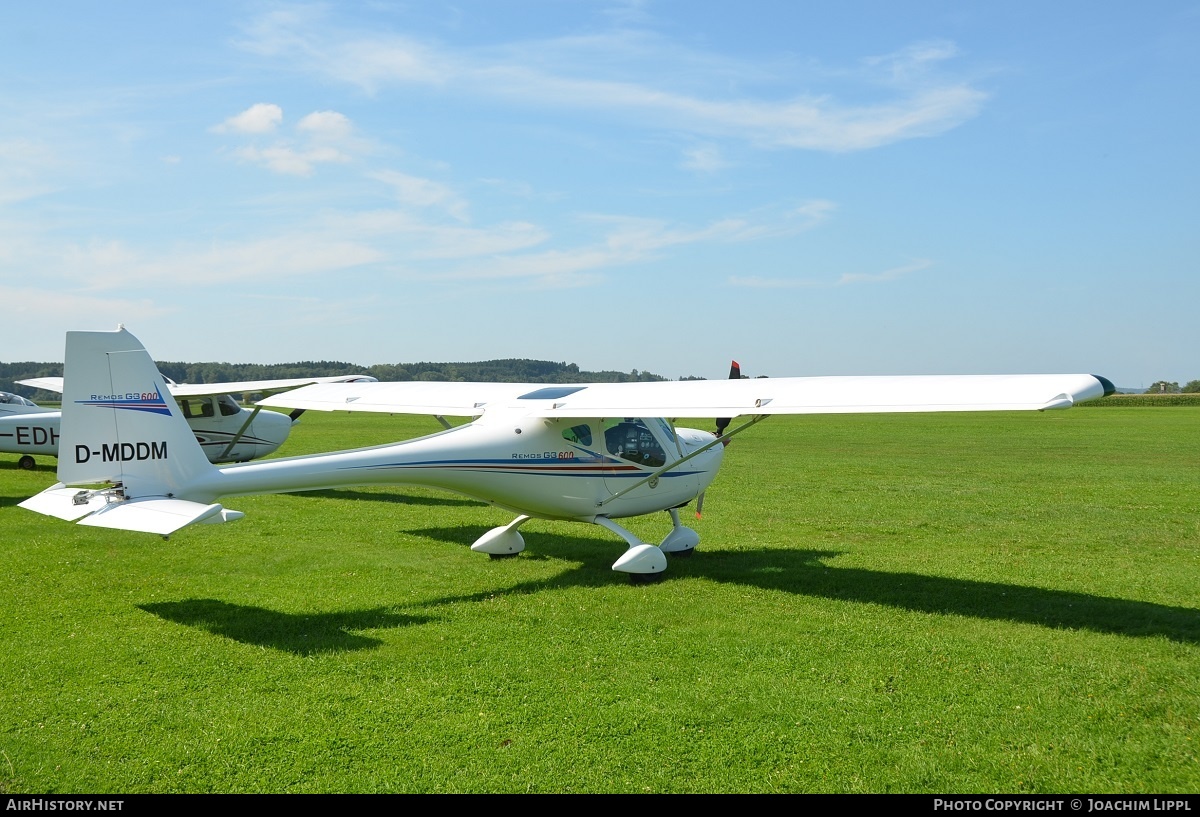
[
  {"x1": 562, "y1": 424, "x2": 592, "y2": 446},
  {"x1": 179, "y1": 398, "x2": 214, "y2": 419},
  {"x1": 0, "y1": 392, "x2": 36, "y2": 407},
  {"x1": 217, "y1": 395, "x2": 242, "y2": 416},
  {"x1": 605, "y1": 419, "x2": 666, "y2": 468}
]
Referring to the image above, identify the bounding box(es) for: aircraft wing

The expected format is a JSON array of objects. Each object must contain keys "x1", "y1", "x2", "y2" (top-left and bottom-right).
[
  {"x1": 165, "y1": 374, "x2": 378, "y2": 397},
  {"x1": 18, "y1": 374, "x2": 377, "y2": 397},
  {"x1": 257, "y1": 381, "x2": 551, "y2": 417},
  {"x1": 15, "y1": 377, "x2": 64, "y2": 393},
  {"x1": 257, "y1": 374, "x2": 1114, "y2": 418}
]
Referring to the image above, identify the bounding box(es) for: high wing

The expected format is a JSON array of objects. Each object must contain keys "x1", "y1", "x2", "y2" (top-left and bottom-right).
[
  {"x1": 12, "y1": 377, "x2": 63, "y2": 393},
  {"x1": 258, "y1": 381, "x2": 556, "y2": 417},
  {"x1": 257, "y1": 373, "x2": 1115, "y2": 419},
  {"x1": 18, "y1": 374, "x2": 376, "y2": 398}
]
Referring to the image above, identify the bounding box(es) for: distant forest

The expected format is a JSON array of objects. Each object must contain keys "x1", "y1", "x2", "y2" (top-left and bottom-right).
[{"x1": 0, "y1": 359, "x2": 675, "y2": 399}]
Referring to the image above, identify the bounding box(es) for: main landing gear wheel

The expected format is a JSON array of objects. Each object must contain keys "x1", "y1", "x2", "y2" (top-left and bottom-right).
[
  {"x1": 488, "y1": 552, "x2": 520, "y2": 560},
  {"x1": 18, "y1": 455, "x2": 35, "y2": 470},
  {"x1": 629, "y1": 571, "x2": 665, "y2": 585}
]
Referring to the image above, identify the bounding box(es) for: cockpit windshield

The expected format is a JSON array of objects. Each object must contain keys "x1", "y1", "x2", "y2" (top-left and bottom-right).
[{"x1": 217, "y1": 394, "x2": 242, "y2": 416}]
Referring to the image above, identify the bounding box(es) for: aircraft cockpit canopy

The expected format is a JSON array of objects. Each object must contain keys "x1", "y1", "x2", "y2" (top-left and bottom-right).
[
  {"x1": 604, "y1": 418, "x2": 669, "y2": 468},
  {"x1": 0, "y1": 391, "x2": 37, "y2": 407},
  {"x1": 560, "y1": 418, "x2": 680, "y2": 468}
]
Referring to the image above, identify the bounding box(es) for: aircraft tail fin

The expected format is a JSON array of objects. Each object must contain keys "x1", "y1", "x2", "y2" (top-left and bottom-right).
[{"x1": 18, "y1": 326, "x2": 237, "y2": 535}]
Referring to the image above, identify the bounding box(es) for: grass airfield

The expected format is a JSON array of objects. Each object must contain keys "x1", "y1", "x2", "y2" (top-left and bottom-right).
[{"x1": 1, "y1": 407, "x2": 1197, "y2": 793}]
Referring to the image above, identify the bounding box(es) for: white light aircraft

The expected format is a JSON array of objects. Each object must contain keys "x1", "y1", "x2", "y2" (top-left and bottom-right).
[
  {"x1": 3, "y1": 372, "x2": 375, "y2": 470},
  {"x1": 20, "y1": 327, "x2": 1114, "y2": 583}
]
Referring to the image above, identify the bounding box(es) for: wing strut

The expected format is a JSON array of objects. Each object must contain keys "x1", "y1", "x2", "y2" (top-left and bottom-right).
[
  {"x1": 218, "y1": 404, "x2": 263, "y2": 461},
  {"x1": 597, "y1": 414, "x2": 769, "y2": 508}
]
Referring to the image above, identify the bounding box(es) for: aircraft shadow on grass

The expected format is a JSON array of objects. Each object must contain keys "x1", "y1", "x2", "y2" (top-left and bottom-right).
[
  {"x1": 409, "y1": 525, "x2": 1200, "y2": 646},
  {"x1": 138, "y1": 599, "x2": 433, "y2": 656},
  {"x1": 1, "y1": 460, "x2": 46, "y2": 473},
  {"x1": 134, "y1": 525, "x2": 1199, "y2": 654}
]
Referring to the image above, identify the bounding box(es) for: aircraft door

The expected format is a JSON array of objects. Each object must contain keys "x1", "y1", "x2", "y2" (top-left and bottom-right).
[
  {"x1": 212, "y1": 394, "x2": 259, "y2": 462},
  {"x1": 601, "y1": 418, "x2": 681, "y2": 499}
]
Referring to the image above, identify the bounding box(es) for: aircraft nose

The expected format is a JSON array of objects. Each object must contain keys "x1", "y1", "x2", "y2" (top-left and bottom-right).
[{"x1": 257, "y1": 408, "x2": 293, "y2": 451}]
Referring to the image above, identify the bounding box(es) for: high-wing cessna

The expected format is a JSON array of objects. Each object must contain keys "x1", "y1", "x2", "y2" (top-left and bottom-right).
[
  {"x1": 3, "y1": 371, "x2": 375, "y2": 470},
  {"x1": 20, "y1": 327, "x2": 1114, "y2": 583}
]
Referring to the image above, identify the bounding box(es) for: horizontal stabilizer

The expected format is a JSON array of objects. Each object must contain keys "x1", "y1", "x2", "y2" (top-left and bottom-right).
[
  {"x1": 78, "y1": 499, "x2": 238, "y2": 535},
  {"x1": 19, "y1": 483, "x2": 241, "y2": 535},
  {"x1": 19, "y1": 483, "x2": 111, "y2": 521}
]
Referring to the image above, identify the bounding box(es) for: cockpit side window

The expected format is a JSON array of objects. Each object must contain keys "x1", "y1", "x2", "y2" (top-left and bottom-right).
[
  {"x1": 605, "y1": 419, "x2": 667, "y2": 468},
  {"x1": 179, "y1": 397, "x2": 214, "y2": 419},
  {"x1": 562, "y1": 423, "x2": 592, "y2": 446}
]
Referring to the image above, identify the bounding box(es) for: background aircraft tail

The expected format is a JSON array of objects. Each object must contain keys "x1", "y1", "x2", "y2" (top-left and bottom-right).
[{"x1": 19, "y1": 326, "x2": 241, "y2": 535}]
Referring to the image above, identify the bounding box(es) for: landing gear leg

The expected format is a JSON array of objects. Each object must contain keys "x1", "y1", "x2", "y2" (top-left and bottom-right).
[{"x1": 659, "y1": 507, "x2": 699, "y2": 557}]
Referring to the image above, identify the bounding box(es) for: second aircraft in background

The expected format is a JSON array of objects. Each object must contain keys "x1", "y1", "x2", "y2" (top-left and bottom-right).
[{"x1": 2, "y1": 372, "x2": 376, "y2": 470}]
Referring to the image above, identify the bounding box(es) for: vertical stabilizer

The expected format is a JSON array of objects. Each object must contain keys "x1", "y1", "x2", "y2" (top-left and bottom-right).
[{"x1": 56, "y1": 327, "x2": 213, "y2": 498}]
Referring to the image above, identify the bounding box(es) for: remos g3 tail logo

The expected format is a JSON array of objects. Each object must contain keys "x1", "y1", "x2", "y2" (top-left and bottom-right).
[{"x1": 77, "y1": 386, "x2": 173, "y2": 416}]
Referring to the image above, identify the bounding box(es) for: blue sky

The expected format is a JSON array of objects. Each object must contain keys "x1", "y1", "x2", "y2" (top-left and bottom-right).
[{"x1": 3, "y1": 1, "x2": 1196, "y2": 387}]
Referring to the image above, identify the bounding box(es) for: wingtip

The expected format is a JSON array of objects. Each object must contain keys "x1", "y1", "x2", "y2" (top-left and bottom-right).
[{"x1": 1093, "y1": 375, "x2": 1116, "y2": 397}]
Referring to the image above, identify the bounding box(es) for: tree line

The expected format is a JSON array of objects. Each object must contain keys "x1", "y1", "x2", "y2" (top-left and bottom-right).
[{"x1": 1144, "y1": 380, "x2": 1200, "y2": 394}]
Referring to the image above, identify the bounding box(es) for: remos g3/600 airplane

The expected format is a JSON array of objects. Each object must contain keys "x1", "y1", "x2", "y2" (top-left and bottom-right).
[
  {"x1": 3, "y1": 373, "x2": 375, "y2": 470},
  {"x1": 20, "y1": 327, "x2": 1114, "y2": 583}
]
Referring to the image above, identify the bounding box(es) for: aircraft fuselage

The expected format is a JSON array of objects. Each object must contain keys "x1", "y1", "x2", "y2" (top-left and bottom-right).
[{"x1": 189, "y1": 409, "x2": 724, "y2": 521}]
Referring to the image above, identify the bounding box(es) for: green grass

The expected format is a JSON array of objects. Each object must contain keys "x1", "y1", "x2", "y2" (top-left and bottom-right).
[{"x1": 1, "y1": 408, "x2": 1197, "y2": 793}]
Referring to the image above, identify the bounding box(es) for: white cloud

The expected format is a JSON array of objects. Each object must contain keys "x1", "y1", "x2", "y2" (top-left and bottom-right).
[
  {"x1": 211, "y1": 103, "x2": 283, "y2": 134},
  {"x1": 865, "y1": 41, "x2": 963, "y2": 85},
  {"x1": 214, "y1": 106, "x2": 364, "y2": 176},
  {"x1": 297, "y1": 110, "x2": 354, "y2": 141},
  {"x1": 58, "y1": 234, "x2": 383, "y2": 290},
  {"x1": 234, "y1": 13, "x2": 986, "y2": 152},
  {"x1": 0, "y1": 140, "x2": 62, "y2": 205},
  {"x1": 680, "y1": 143, "x2": 727, "y2": 172},
  {"x1": 234, "y1": 144, "x2": 351, "y2": 176},
  {"x1": 325, "y1": 208, "x2": 549, "y2": 259},
  {"x1": 422, "y1": 213, "x2": 806, "y2": 285},
  {"x1": 0, "y1": 284, "x2": 173, "y2": 322},
  {"x1": 369, "y1": 170, "x2": 471, "y2": 221}
]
